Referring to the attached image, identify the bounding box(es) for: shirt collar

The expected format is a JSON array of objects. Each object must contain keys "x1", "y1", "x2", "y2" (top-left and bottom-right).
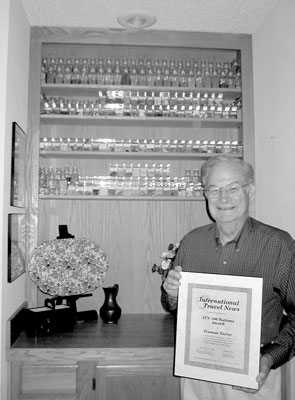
[{"x1": 214, "y1": 217, "x2": 254, "y2": 249}]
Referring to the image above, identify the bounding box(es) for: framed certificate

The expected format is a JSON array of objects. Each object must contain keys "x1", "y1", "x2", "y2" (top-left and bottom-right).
[
  {"x1": 175, "y1": 272, "x2": 263, "y2": 390},
  {"x1": 10, "y1": 122, "x2": 26, "y2": 208}
]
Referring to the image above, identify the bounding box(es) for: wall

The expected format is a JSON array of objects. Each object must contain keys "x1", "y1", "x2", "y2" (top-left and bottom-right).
[
  {"x1": 0, "y1": 0, "x2": 10, "y2": 397},
  {"x1": 253, "y1": 0, "x2": 295, "y2": 235},
  {"x1": 0, "y1": 0, "x2": 30, "y2": 399},
  {"x1": 253, "y1": 0, "x2": 295, "y2": 398}
]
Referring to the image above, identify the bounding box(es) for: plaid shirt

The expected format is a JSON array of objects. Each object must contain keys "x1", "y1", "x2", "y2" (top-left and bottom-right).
[{"x1": 161, "y1": 217, "x2": 295, "y2": 369}]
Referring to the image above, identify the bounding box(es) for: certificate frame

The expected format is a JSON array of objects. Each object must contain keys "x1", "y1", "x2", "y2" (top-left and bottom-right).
[
  {"x1": 10, "y1": 122, "x2": 26, "y2": 208},
  {"x1": 175, "y1": 272, "x2": 263, "y2": 390},
  {"x1": 8, "y1": 214, "x2": 26, "y2": 282}
]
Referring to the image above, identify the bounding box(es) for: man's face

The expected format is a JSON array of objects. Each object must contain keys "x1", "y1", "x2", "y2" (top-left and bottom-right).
[{"x1": 205, "y1": 162, "x2": 255, "y2": 227}]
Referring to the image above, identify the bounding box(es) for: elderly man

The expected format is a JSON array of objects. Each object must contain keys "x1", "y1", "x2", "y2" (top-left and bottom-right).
[{"x1": 161, "y1": 156, "x2": 295, "y2": 400}]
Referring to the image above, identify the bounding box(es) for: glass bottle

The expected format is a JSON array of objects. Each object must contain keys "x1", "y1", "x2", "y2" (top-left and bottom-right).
[
  {"x1": 184, "y1": 169, "x2": 192, "y2": 183},
  {"x1": 187, "y1": 68, "x2": 195, "y2": 87},
  {"x1": 46, "y1": 57, "x2": 57, "y2": 84},
  {"x1": 234, "y1": 71, "x2": 242, "y2": 89},
  {"x1": 228, "y1": 70, "x2": 235, "y2": 88},
  {"x1": 195, "y1": 68, "x2": 203, "y2": 88},
  {"x1": 130, "y1": 67, "x2": 138, "y2": 86},
  {"x1": 170, "y1": 67, "x2": 179, "y2": 87},
  {"x1": 161, "y1": 59, "x2": 168, "y2": 73},
  {"x1": 179, "y1": 68, "x2": 188, "y2": 87},
  {"x1": 80, "y1": 59, "x2": 89, "y2": 84},
  {"x1": 201, "y1": 60, "x2": 207, "y2": 75},
  {"x1": 55, "y1": 58, "x2": 65, "y2": 84},
  {"x1": 58, "y1": 172, "x2": 68, "y2": 195},
  {"x1": 146, "y1": 68, "x2": 155, "y2": 86},
  {"x1": 154, "y1": 68, "x2": 162, "y2": 86},
  {"x1": 59, "y1": 137, "x2": 68, "y2": 151},
  {"x1": 71, "y1": 166, "x2": 79, "y2": 185},
  {"x1": 162, "y1": 68, "x2": 170, "y2": 87},
  {"x1": 203, "y1": 68, "x2": 211, "y2": 88},
  {"x1": 72, "y1": 64, "x2": 81, "y2": 84},
  {"x1": 208, "y1": 61, "x2": 214, "y2": 75},
  {"x1": 113, "y1": 65, "x2": 122, "y2": 85},
  {"x1": 41, "y1": 58, "x2": 48, "y2": 84},
  {"x1": 96, "y1": 65, "x2": 105, "y2": 85},
  {"x1": 88, "y1": 65, "x2": 97, "y2": 85},
  {"x1": 211, "y1": 68, "x2": 220, "y2": 88},
  {"x1": 231, "y1": 58, "x2": 240, "y2": 74},
  {"x1": 219, "y1": 69, "x2": 229, "y2": 88},
  {"x1": 138, "y1": 67, "x2": 147, "y2": 86},
  {"x1": 121, "y1": 64, "x2": 130, "y2": 85},
  {"x1": 47, "y1": 168, "x2": 58, "y2": 195},
  {"x1": 63, "y1": 58, "x2": 73, "y2": 84},
  {"x1": 104, "y1": 65, "x2": 113, "y2": 85}
]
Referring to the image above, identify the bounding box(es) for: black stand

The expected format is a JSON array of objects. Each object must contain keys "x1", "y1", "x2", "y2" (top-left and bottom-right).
[
  {"x1": 56, "y1": 225, "x2": 75, "y2": 239},
  {"x1": 48, "y1": 294, "x2": 98, "y2": 322},
  {"x1": 51, "y1": 225, "x2": 98, "y2": 321}
]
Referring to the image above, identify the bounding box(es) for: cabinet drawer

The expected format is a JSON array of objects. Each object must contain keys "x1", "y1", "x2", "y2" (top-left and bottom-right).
[{"x1": 21, "y1": 364, "x2": 78, "y2": 399}]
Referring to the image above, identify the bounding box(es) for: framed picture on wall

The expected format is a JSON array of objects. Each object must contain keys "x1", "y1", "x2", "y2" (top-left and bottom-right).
[
  {"x1": 8, "y1": 214, "x2": 26, "y2": 283},
  {"x1": 10, "y1": 122, "x2": 26, "y2": 208}
]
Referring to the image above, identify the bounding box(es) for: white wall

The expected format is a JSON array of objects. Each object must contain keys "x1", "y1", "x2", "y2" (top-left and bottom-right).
[
  {"x1": 253, "y1": 0, "x2": 295, "y2": 237},
  {"x1": 0, "y1": 0, "x2": 30, "y2": 399},
  {"x1": 253, "y1": 1, "x2": 295, "y2": 398},
  {"x1": 0, "y1": 0, "x2": 10, "y2": 397}
]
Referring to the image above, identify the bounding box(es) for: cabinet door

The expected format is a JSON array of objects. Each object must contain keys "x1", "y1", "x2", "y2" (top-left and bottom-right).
[
  {"x1": 11, "y1": 361, "x2": 78, "y2": 400},
  {"x1": 95, "y1": 361, "x2": 180, "y2": 400}
]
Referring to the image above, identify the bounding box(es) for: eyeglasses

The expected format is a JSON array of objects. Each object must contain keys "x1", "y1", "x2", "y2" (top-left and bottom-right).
[{"x1": 203, "y1": 182, "x2": 252, "y2": 199}]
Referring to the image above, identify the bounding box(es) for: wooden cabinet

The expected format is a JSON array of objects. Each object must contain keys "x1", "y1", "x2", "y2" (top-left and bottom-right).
[
  {"x1": 26, "y1": 28, "x2": 254, "y2": 313},
  {"x1": 9, "y1": 314, "x2": 179, "y2": 400},
  {"x1": 8, "y1": 313, "x2": 292, "y2": 400},
  {"x1": 10, "y1": 358, "x2": 179, "y2": 400}
]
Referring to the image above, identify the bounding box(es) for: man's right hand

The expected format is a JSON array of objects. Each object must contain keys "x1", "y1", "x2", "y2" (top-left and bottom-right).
[{"x1": 162, "y1": 265, "x2": 182, "y2": 300}]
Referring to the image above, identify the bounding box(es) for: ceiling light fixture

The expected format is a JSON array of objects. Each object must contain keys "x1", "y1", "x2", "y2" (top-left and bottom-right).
[{"x1": 117, "y1": 11, "x2": 157, "y2": 30}]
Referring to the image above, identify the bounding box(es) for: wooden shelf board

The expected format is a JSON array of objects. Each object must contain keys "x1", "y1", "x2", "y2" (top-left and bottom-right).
[
  {"x1": 40, "y1": 114, "x2": 242, "y2": 128},
  {"x1": 39, "y1": 150, "x2": 243, "y2": 160},
  {"x1": 39, "y1": 195, "x2": 205, "y2": 201}
]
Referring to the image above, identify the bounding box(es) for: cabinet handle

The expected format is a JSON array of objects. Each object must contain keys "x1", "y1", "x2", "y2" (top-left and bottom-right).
[{"x1": 92, "y1": 377, "x2": 96, "y2": 390}]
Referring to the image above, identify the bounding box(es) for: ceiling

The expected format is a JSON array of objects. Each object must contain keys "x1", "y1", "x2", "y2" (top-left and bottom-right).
[{"x1": 21, "y1": 0, "x2": 280, "y2": 34}]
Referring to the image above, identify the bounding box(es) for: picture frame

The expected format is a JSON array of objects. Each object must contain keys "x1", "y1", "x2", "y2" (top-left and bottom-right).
[
  {"x1": 10, "y1": 122, "x2": 26, "y2": 208},
  {"x1": 175, "y1": 272, "x2": 263, "y2": 390},
  {"x1": 8, "y1": 214, "x2": 26, "y2": 283}
]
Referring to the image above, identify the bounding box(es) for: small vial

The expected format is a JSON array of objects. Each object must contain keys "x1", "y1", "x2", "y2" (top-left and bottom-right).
[
  {"x1": 71, "y1": 166, "x2": 79, "y2": 184},
  {"x1": 58, "y1": 173, "x2": 68, "y2": 195}
]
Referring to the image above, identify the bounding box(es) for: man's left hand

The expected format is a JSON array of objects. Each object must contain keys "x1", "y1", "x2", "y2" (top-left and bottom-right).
[{"x1": 232, "y1": 354, "x2": 273, "y2": 393}]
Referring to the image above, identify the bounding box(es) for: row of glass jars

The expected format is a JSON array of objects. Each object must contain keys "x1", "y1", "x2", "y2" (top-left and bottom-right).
[
  {"x1": 41, "y1": 100, "x2": 240, "y2": 120},
  {"x1": 39, "y1": 164, "x2": 201, "y2": 195},
  {"x1": 41, "y1": 90, "x2": 240, "y2": 110},
  {"x1": 40, "y1": 138, "x2": 243, "y2": 155},
  {"x1": 72, "y1": 177, "x2": 204, "y2": 197},
  {"x1": 41, "y1": 57, "x2": 241, "y2": 89},
  {"x1": 109, "y1": 163, "x2": 171, "y2": 178},
  {"x1": 40, "y1": 174, "x2": 204, "y2": 198},
  {"x1": 40, "y1": 163, "x2": 173, "y2": 185}
]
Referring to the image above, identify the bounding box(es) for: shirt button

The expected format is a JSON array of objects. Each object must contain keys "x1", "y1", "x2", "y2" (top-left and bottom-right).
[{"x1": 223, "y1": 260, "x2": 227, "y2": 265}]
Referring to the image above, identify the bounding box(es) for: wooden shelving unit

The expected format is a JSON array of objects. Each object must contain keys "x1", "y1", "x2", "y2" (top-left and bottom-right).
[{"x1": 26, "y1": 28, "x2": 254, "y2": 319}]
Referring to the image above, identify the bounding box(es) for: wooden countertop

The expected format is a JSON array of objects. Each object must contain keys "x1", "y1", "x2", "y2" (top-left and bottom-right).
[
  {"x1": 7, "y1": 314, "x2": 177, "y2": 363},
  {"x1": 12, "y1": 313, "x2": 176, "y2": 349}
]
